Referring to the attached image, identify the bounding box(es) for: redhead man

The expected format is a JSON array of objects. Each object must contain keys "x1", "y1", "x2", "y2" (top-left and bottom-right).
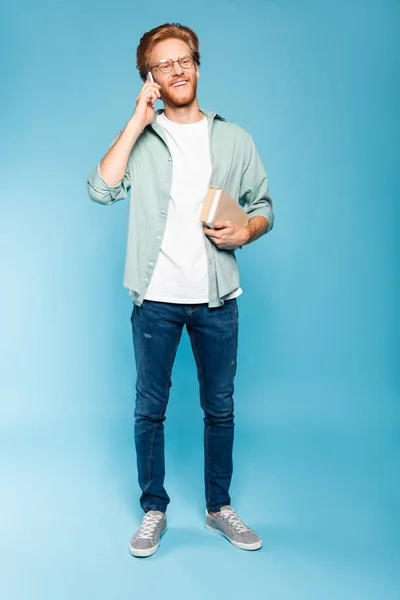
[{"x1": 87, "y1": 23, "x2": 274, "y2": 558}]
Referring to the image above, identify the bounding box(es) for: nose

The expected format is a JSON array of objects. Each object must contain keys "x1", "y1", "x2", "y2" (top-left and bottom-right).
[{"x1": 171, "y1": 60, "x2": 184, "y2": 77}]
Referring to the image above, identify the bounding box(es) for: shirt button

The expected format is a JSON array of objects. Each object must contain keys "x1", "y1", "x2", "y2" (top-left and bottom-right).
[
  {"x1": 149, "y1": 262, "x2": 154, "y2": 267},
  {"x1": 161, "y1": 209, "x2": 166, "y2": 215},
  {"x1": 157, "y1": 235, "x2": 161, "y2": 240}
]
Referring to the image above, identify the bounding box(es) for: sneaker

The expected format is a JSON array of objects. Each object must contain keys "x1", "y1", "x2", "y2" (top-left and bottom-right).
[
  {"x1": 129, "y1": 510, "x2": 167, "y2": 557},
  {"x1": 205, "y1": 506, "x2": 263, "y2": 551}
]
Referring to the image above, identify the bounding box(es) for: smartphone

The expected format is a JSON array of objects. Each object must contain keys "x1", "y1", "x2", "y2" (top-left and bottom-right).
[{"x1": 146, "y1": 71, "x2": 155, "y2": 105}]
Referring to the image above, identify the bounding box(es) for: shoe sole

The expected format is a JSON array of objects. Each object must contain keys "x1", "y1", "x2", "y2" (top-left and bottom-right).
[
  {"x1": 205, "y1": 523, "x2": 263, "y2": 551},
  {"x1": 129, "y1": 527, "x2": 168, "y2": 558}
]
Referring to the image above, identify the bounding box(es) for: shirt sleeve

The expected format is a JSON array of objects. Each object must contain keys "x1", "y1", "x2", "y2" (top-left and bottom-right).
[
  {"x1": 239, "y1": 133, "x2": 274, "y2": 233},
  {"x1": 86, "y1": 131, "x2": 132, "y2": 205}
]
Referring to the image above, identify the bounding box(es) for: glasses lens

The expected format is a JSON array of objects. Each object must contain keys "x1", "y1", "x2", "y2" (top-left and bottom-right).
[
  {"x1": 158, "y1": 59, "x2": 173, "y2": 73},
  {"x1": 179, "y1": 55, "x2": 193, "y2": 69}
]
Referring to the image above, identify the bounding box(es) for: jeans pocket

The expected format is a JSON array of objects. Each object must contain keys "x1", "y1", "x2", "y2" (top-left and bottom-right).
[
  {"x1": 130, "y1": 303, "x2": 138, "y2": 325},
  {"x1": 223, "y1": 298, "x2": 238, "y2": 320}
]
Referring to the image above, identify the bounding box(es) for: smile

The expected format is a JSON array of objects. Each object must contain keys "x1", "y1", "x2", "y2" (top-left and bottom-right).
[{"x1": 171, "y1": 80, "x2": 188, "y2": 88}]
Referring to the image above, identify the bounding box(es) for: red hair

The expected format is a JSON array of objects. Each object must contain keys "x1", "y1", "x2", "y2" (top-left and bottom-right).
[{"x1": 136, "y1": 23, "x2": 201, "y2": 81}]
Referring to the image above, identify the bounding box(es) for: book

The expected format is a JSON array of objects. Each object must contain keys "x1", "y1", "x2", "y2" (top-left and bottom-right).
[{"x1": 200, "y1": 187, "x2": 249, "y2": 228}]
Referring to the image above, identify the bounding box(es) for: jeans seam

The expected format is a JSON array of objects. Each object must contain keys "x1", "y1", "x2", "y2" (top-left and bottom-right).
[
  {"x1": 158, "y1": 333, "x2": 181, "y2": 420},
  {"x1": 145, "y1": 424, "x2": 158, "y2": 495},
  {"x1": 144, "y1": 331, "x2": 181, "y2": 494},
  {"x1": 190, "y1": 333, "x2": 211, "y2": 508},
  {"x1": 145, "y1": 504, "x2": 167, "y2": 513}
]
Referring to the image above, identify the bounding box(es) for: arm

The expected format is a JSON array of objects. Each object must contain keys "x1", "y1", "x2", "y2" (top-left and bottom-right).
[
  {"x1": 203, "y1": 215, "x2": 268, "y2": 250},
  {"x1": 243, "y1": 215, "x2": 269, "y2": 245},
  {"x1": 100, "y1": 118, "x2": 145, "y2": 186},
  {"x1": 87, "y1": 119, "x2": 141, "y2": 205},
  {"x1": 86, "y1": 78, "x2": 161, "y2": 205},
  {"x1": 239, "y1": 132, "x2": 274, "y2": 236},
  {"x1": 204, "y1": 133, "x2": 274, "y2": 249}
]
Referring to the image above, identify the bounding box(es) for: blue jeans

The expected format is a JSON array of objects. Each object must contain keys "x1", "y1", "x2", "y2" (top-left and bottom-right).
[{"x1": 130, "y1": 298, "x2": 239, "y2": 514}]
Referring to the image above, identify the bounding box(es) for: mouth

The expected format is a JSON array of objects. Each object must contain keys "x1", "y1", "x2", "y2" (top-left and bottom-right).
[{"x1": 170, "y1": 79, "x2": 189, "y2": 88}]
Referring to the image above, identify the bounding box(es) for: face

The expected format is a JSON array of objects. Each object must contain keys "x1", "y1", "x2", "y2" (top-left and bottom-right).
[{"x1": 149, "y1": 38, "x2": 200, "y2": 108}]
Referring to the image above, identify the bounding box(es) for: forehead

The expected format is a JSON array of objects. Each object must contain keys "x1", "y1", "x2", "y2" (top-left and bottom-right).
[{"x1": 150, "y1": 38, "x2": 191, "y2": 63}]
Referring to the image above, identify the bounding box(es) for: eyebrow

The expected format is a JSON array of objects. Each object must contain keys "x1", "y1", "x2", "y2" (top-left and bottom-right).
[{"x1": 156, "y1": 54, "x2": 190, "y2": 62}]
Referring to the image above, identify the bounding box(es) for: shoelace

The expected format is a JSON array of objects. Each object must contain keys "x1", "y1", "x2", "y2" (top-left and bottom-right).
[
  {"x1": 136, "y1": 513, "x2": 163, "y2": 540},
  {"x1": 220, "y1": 509, "x2": 251, "y2": 533}
]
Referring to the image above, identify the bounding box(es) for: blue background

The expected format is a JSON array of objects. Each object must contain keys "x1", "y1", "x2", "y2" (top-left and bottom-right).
[{"x1": 1, "y1": 0, "x2": 399, "y2": 598}]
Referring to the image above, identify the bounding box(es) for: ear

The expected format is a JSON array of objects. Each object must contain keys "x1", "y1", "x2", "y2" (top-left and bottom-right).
[{"x1": 195, "y1": 64, "x2": 200, "y2": 79}]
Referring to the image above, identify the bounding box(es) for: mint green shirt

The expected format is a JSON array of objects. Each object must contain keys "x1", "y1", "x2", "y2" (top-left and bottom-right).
[{"x1": 87, "y1": 109, "x2": 274, "y2": 307}]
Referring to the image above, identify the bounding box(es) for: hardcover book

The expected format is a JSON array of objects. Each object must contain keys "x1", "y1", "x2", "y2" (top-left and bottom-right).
[{"x1": 200, "y1": 187, "x2": 249, "y2": 228}]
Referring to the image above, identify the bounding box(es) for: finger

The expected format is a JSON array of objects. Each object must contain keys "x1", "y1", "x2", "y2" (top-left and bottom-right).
[
  {"x1": 147, "y1": 87, "x2": 161, "y2": 100},
  {"x1": 205, "y1": 227, "x2": 235, "y2": 239},
  {"x1": 204, "y1": 229, "x2": 222, "y2": 239},
  {"x1": 138, "y1": 89, "x2": 158, "y2": 106},
  {"x1": 139, "y1": 88, "x2": 160, "y2": 102},
  {"x1": 145, "y1": 83, "x2": 162, "y2": 98},
  {"x1": 212, "y1": 220, "x2": 233, "y2": 229},
  {"x1": 139, "y1": 82, "x2": 161, "y2": 96},
  {"x1": 143, "y1": 81, "x2": 161, "y2": 89},
  {"x1": 204, "y1": 231, "x2": 221, "y2": 243}
]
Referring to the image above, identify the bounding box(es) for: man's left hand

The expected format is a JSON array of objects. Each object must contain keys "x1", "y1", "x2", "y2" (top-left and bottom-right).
[{"x1": 203, "y1": 220, "x2": 249, "y2": 250}]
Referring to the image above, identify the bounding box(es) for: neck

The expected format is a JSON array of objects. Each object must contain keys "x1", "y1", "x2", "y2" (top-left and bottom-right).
[{"x1": 163, "y1": 99, "x2": 203, "y2": 124}]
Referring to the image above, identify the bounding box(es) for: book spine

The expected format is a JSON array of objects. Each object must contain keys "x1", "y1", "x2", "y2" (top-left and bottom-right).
[
  {"x1": 207, "y1": 189, "x2": 222, "y2": 224},
  {"x1": 200, "y1": 187, "x2": 214, "y2": 223}
]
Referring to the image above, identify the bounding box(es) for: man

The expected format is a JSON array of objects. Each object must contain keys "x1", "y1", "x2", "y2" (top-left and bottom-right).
[{"x1": 87, "y1": 23, "x2": 274, "y2": 558}]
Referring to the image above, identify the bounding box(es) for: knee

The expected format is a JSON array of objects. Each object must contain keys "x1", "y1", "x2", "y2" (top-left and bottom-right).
[
  {"x1": 135, "y1": 412, "x2": 166, "y2": 425},
  {"x1": 204, "y1": 404, "x2": 234, "y2": 426},
  {"x1": 134, "y1": 393, "x2": 167, "y2": 424}
]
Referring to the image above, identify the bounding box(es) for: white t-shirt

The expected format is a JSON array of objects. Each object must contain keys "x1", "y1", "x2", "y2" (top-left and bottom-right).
[{"x1": 141, "y1": 112, "x2": 242, "y2": 304}]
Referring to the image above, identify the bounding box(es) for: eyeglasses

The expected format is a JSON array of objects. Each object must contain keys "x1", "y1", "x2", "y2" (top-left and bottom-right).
[{"x1": 149, "y1": 54, "x2": 194, "y2": 74}]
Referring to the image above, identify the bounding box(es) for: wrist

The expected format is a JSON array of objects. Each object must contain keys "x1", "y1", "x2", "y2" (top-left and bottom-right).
[
  {"x1": 242, "y1": 223, "x2": 253, "y2": 245},
  {"x1": 127, "y1": 115, "x2": 147, "y2": 136}
]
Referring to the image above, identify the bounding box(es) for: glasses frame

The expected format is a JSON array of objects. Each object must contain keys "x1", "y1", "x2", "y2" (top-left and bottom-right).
[{"x1": 149, "y1": 54, "x2": 194, "y2": 74}]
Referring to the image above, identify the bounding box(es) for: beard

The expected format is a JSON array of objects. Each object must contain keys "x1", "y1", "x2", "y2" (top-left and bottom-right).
[{"x1": 160, "y1": 74, "x2": 198, "y2": 108}]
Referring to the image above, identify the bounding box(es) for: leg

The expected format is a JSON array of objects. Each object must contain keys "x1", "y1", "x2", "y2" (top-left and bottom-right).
[
  {"x1": 131, "y1": 300, "x2": 184, "y2": 513},
  {"x1": 186, "y1": 299, "x2": 239, "y2": 513}
]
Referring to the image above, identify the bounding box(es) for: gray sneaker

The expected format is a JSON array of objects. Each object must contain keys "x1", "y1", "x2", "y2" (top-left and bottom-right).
[
  {"x1": 129, "y1": 510, "x2": 167, "y2": 558},
  {"x1": 205, "y1": 506, "x2": 263, "y2": 551}
]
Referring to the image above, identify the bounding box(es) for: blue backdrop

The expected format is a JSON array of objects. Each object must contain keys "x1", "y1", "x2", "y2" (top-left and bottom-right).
[{"x1": 1, "y1": 0, "x2": 399, "y2": 598}]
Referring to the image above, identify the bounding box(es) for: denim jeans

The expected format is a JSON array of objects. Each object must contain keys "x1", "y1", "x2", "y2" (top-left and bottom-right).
[{"x1": 130, "y1": 298, "x2": 239, "y2": 514}]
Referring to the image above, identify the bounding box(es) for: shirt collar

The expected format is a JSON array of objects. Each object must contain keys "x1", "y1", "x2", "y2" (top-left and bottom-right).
[
  {"x1": 151, "y1": 108, "x2": 226, "y2": 127},
  {"x1": 146, "y1": 108, "x2": 225, "y2": 146}
]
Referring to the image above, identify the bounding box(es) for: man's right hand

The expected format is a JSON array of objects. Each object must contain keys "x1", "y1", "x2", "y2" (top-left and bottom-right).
[
  {"x1": 98, "y1": 79, "x2": 161, "y2": 187},
  {"x1": 132, "y1": 80, "x2": 162, "y2": 129}
]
